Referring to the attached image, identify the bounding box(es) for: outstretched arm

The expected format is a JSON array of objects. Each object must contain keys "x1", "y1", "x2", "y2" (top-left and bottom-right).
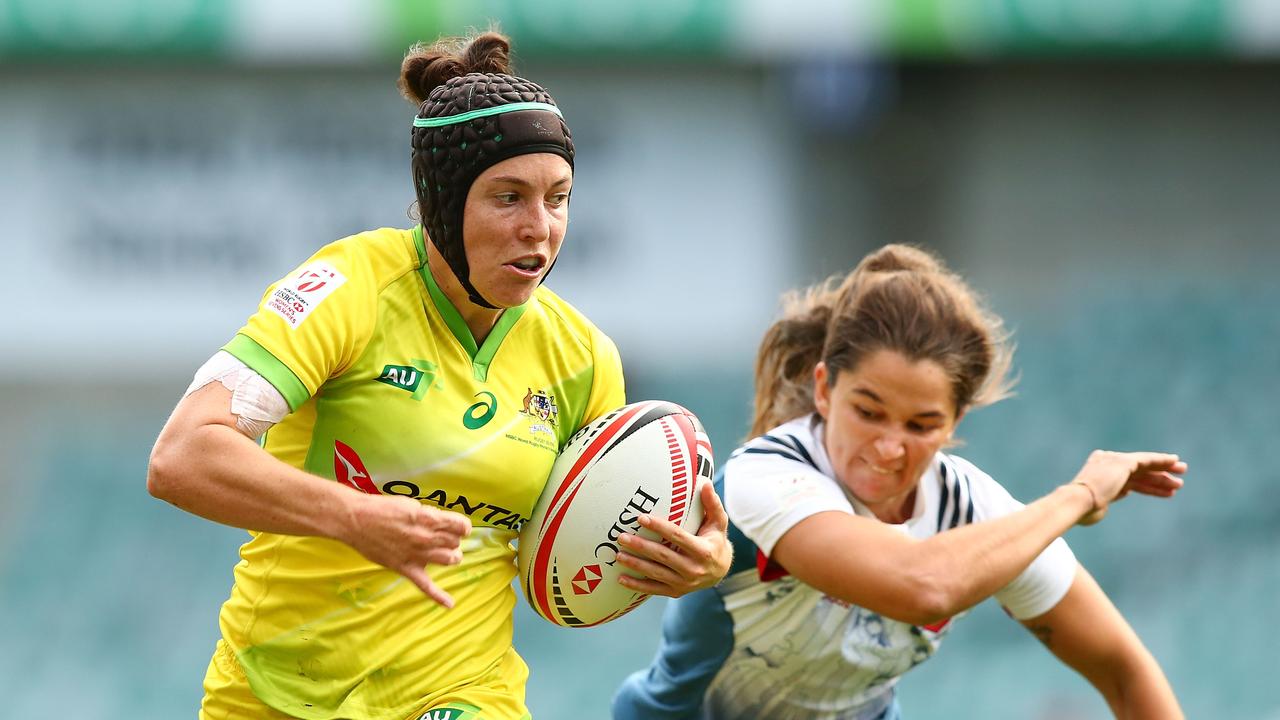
[
  {"x1": 771, "y1": 451, "x2": 1185, "y2": 625},
  {"x1": 1020, "y1": 565, "x2": 1183, "y2": 719}
]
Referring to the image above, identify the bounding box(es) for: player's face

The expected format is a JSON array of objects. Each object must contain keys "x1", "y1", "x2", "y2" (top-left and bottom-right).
[
  {"x1": 462, "y1": 153, "x2": 572, "y2": 308},
  {"x1": 814, "y1": 349, "x2": 960, "y2": 524}
]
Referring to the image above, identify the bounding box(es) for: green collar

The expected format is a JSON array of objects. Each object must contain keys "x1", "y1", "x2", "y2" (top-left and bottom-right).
[{"x1": 413, "y1": 225, "x2": 527, "y2": 382}]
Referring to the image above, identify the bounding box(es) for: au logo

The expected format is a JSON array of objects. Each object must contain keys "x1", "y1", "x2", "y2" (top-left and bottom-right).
[
  {"x1": 376, "y1": 359, "x2": 440, "y2": 400},
  {"x1": 417, "y1": 708, "x2": 471, "y2": 720},
  {"x1": 521, "y1": 387, "x2": 559, "y2": 426}
]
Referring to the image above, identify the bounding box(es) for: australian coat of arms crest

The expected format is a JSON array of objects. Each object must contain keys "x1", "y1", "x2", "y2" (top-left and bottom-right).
[{"x1": 521, "y1": 388, "x2": 559, "y2": 426}]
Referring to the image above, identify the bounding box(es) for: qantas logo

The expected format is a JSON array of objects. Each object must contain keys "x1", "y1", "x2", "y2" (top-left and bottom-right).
[
  {"x1": 333, "y1": 439, "x2": 528, "y2": 530},
  {"x1": 333, "y1": 441, "x2": 380, "y2": 494}
]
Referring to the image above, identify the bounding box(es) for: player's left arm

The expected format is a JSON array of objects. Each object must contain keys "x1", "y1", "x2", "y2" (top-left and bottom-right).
[{"x1": 1019, "y1": 563, "x2": 1183, "y2": 719}]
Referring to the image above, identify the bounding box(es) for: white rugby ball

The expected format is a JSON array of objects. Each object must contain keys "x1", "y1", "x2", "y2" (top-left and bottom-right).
[{"x1": 517, "y1": 400, "x2": 714, "y2": 628}]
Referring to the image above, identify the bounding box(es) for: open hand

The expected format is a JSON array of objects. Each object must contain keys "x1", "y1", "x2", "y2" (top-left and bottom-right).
[
  {"x1": 614, "y1": 482, "x2": 733, "y2": 597},
  {"x1": 342, "y1": 494, "x2": 472, "y2": 607},
  {"x1": 1072, "y1": 450, "x2": 1187, "y2": 526}
]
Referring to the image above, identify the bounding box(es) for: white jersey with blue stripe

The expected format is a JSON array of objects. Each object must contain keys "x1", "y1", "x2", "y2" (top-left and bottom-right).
[{"x1": 613, "y1": 415, "x2": 1077, "y2": 720}]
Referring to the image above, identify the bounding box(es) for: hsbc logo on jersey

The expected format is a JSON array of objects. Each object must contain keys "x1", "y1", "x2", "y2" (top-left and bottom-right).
[{"x1": 266, "y1": 261, "x2": 347, "y2": 329}]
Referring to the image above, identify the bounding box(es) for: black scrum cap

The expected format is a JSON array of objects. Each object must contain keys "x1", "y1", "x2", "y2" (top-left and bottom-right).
[{"x1": 410, "y1": 73, "x2": 574, "y2": 309}]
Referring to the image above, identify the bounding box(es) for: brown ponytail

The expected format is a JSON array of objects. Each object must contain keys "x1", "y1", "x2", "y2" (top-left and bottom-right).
[
  {"x1": 749, "y1": 277, "x2": 844, "y2": 438},
  {"x1": 748, "y1": 244, "x2": 1015, "y2": 438}
]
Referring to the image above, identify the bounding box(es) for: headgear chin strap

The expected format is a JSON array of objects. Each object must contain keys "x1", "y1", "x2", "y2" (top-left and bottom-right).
[{"x1": 410, "y1": 73, "x2": 575, "y2": 309}]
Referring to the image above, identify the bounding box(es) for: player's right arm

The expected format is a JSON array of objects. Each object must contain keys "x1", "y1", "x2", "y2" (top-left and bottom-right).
[
  {"x1": 147, "y1": 380, "x2": 470, "y2": 607},
  {"x1": 147, "y1": 237, "x2": 470, "y2": 607},
  {"x1": 1019, "y1": 564, "x2": 1183, "y2": 719},
  {"x1": 765, "y1": 451, "x2": 1185, "y2": 626}
]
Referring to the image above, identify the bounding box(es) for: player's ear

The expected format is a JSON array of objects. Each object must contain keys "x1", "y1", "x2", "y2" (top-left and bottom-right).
[{"x1": 813, "y1": 362, "x2": 832, "y2": 420}]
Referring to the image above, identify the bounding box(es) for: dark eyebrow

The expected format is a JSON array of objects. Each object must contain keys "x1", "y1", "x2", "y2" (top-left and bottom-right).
[
  {"x1": 853, "y1": 388, "x2": 946, "y2": 420},
  {"x1": 487, "y1": 175, "x2": 572, "y2": 188}
]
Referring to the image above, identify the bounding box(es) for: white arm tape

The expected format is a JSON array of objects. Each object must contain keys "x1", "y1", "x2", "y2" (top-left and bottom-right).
[{"x1": 184, "y1": 351, "x2": 291, "y2": 440}]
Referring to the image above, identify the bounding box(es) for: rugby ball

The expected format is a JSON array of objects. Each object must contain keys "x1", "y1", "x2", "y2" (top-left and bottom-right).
[{"x1": 517, "y1": 400, "x2": 714, "y2": 628}]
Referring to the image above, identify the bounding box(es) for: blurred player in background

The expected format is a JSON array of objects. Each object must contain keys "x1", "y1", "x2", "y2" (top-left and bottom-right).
[
  {"x1": 147, "y1": 31, "x2": 731, "y2": 720},
  {"x1": 614, "y1": 244, "x2": 1184, "y2": 719}
]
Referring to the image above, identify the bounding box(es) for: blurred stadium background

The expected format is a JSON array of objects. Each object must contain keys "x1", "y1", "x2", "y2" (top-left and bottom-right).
[{"x1": 1, "y1": 0, "x2": 1277, "y2": 717}]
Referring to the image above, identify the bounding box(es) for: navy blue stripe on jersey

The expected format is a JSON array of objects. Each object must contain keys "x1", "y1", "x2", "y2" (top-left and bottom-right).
[
  {"x1": 781, "y1": 433, "x2": 817, "y2": 469},
  {"x1": 964, "y1": 473, "x2": 975, "y2": 524},
  {"x1": 936, "y1": 460, "x2": 951, "y2": 531},
  {"x1": 954, "y1": 461, "x2": 973, "y2": 529},
  {"x1": 749, "y1": 433, "x2": 819, "y2": 471},
  {"x1": 613, "y1": 468, "x2": 738, "y2": 720},
  {"x1": 938, "y1": 456, "x2": 975, "y2": 531},
  {"x1": 739, "y1": 446, "x2": 806, "y2": 466},
  {"x1": 947, "y1": 474, "x2": 962, "y2": 529}
]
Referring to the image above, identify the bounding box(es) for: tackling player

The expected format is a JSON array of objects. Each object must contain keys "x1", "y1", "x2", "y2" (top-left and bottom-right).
[{"x1": 613, "y1": 244, "x2": 1184, "y2": 719}]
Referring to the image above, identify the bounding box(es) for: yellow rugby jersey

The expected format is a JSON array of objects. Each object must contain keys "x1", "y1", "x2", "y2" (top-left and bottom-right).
[{"x1": 217, "y1": 226, "x2": 624, "y2": 720}]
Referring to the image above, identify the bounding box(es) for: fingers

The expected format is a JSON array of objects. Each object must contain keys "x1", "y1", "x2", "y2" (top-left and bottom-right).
[
  {"x1": 423, "y1": 546, "x2": 464, "y2": 566},
  {"x1": 402, "y1": 565, "x2": 456, "y2": 609},
  {"x1": 635, "y1": 514, "x2": 704, "y2": 557},
  {"x1": 615, "y1": 499, "x2": 731, "y2": 598},
  {"x1": 1127, "y1": 470, "x2": 1184, "y2": 498},
  {"x1": 617, "y1": 528, "x2": 705, "y2": 578},
  {"x1": 617, "y1": 573, "x2": 678, "y2": 598},
  {"x1": 616, "y1": 551, "x2": 684, "y2": 589},
  {"x1": 345, "y1": 497, "x2": 472, "y2": 607},
  {"x1": 419, "y1": 505, "x2": 473, "y2": 537},
  {"x1": 1128, "y1": 454, "x2": 1187, "y2": 475}
]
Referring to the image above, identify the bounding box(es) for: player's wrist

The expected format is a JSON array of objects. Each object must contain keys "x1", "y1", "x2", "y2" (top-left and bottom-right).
[
  {"x1": 1070, "y1": 480, "x2": 1101, "y2": 511},
  {"x1": 322, "y1": 482, "x2": 367, "y2": 545},
  {"x1": 1062, "y1": 481, "x2": 1104, "y2": 524}
]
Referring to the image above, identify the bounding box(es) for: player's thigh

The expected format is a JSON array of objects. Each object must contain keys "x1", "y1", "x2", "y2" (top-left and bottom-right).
[
  {"x1": 199, "y1": 639, "x2": 296, "y2": 720},
  {"x1": 408, "y1": 648, "x2": 531, "y2": 720}
]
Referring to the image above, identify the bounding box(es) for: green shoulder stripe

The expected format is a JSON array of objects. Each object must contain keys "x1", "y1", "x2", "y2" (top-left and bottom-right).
[{"x1": 223, "y1": 334, "x2": 311, "y2": 411}]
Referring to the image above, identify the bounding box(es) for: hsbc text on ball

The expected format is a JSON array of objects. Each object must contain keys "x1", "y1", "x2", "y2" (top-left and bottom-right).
[{"x1": 592, "y1": 486, "x2": 661, "y2": 565}]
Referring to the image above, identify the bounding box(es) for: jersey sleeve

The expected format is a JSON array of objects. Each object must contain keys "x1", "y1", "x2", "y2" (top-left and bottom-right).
[
  {"x1": 221, "y1": 239, "x2": 377, "y2": 411},
  {"x1": 723, "y1": 446, "x2": 854, "y2": 558},
  {"x1": 580, "y1": 326, "x2": 626, "y2": 425},
  {"x1": 956, "y1": 456, "x2": 1079, "y2": 619}
]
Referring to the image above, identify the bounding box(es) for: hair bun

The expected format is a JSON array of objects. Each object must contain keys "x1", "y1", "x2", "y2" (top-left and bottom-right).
[
  {"x1": 859, "y1": 244, "x2": 942, "y2": 275},
  {"x1": 399, "y1": 31, "x2": 514, "y2": 106}
]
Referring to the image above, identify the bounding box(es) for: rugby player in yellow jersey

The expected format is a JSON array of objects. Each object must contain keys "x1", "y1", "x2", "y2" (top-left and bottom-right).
[{"x1": 147, "y1": 31, "x2": 732, "y2": 720}]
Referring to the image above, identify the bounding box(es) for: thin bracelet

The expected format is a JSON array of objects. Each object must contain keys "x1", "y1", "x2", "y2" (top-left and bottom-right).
[{"x1": 1070, "y1": 480, "x2": 1102, "y2": 513}]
